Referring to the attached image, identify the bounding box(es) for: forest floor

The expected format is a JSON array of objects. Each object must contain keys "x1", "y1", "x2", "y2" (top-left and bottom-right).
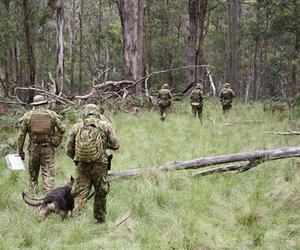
[{"x1": 0, "y1": 100, "x2": 300, "y2": 250}]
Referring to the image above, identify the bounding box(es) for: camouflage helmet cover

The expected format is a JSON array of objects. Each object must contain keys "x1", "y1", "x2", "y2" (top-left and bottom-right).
[
  {"x1": 82, "y1": 104, "x2": 101, "y2": 118},
  {"x1": 162, "y1": 84, "x2": 169, "y2": 89},
  {"x1": 196, "y1": 83, "x2": 203, "y2": 89},
  {"x1": 30, "y1": 95, "x2": 48, "y2": 106}
]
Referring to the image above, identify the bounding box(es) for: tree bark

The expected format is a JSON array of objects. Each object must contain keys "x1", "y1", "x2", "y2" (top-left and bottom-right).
[
  {"x1": 69, "y1": 0, "x2": 77, "y2": 95},
  {"x1": 195, "y1": 0, "x2": 208, "y2": 83},
  {"x1": 109, "y1": 147, "x2": 300, "y2": 180},
  {"x1": 226, "y1": 0, "x2": 239, "y2": 93},
  {"x1": 48, "y1": 0, "x2": 65, "y2": 95},
  {"x1": 117, "y1": 0, "x2": 146, "y2": 95},
  {"x1": 187, "y1": 0, "x2": 208, "y2": 88},
  {"x1": 291, "y1": 0, "x2": 300, "y2": 95},
  {"x1": 78, "y1": 0, "x2": 83, "y2": 95},
  {"x1": 22, "y1": 0, "x2": 36, "y2": 102},
  {"x1": 187, "y1": 0, "x2": 198, "y2": 87},
  {"x1": 160, "y1": 0, "x2": 172, "y2": 86}
]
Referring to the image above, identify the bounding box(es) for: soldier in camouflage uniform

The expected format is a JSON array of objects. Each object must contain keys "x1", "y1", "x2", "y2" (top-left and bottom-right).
[
  {"x1": 190, "y1": 83, "x2": 204, "y2": 123},
  {"x1": 157, "y1": 84, "x2": 173, "y2": 121},
  {"x1": 17, "y1": 95, "x2": 66, "y2": 193},
  {"x1": 67, "y1": 104, "x2": 119, "y2": 223},
  {"x1": 219, "y1": 83, "x2": 235, "y2": 115}
]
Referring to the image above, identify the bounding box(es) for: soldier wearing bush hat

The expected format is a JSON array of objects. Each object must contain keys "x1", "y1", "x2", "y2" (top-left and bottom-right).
[{"x1": 17, "y1": 95, "x2": 65, "y2": 193}]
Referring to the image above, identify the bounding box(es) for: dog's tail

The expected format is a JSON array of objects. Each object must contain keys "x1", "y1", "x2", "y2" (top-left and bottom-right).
[{"x1": 22, "y1": 192, "x2": 44, "y2": 207}]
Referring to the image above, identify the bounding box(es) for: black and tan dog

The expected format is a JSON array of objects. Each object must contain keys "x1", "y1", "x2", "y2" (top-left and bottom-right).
[{"x1": 22, "y1": 176, "x2": 75, "y2": 220}]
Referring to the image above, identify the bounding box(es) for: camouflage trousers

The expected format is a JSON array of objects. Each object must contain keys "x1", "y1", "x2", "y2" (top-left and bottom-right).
[
  {"x1": 71, "y1": 162, "x2": 110, "y2": 222},
  {"x1": 158, "y1": 100, "x2": 171, "y2": 121},
  {"x1": 28, "y1": 143, "x2": 55, "y2": 193},
  {"x1": 191, "y1": 103, "x2": 203, "y2": 119},
  {"x1": 221, "y1": 99, "x2": 233, "y2": 112}
]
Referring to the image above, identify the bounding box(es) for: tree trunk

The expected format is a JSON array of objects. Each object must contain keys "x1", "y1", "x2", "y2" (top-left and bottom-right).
[
  {"x1": 291, "y1": 0, "x2": 300, "y2": 96},
  {"x1": 226, "y1": 0, "x2": 239, "y2": 93},
  {"x1": 160, "y1": 0, "x2": 172, "y2": 86},
  {"x1": 69, "y1": 0, "x2": 77, "y2": 95},
  {"x1": 22, "y1": 0, "x2": 36, "y2": 102},
  {"x1": 195, "y1": 0, "x2": 207, "y2": 83},
  {"x1": 187, "y1": 0, "x2": 208, "y2": 88},
  {"x1": 186, "y1": 0, "x2": 197, "y2": 87},
  {"x1": 78, "y1": 0, "x2": 83, "y2": 95},
  {"x1": 117, "y1": 0, "x2": 146, "y2": 95},
  {"x1": 109, "y1": 147, "x2": 300, "y2": 180}
]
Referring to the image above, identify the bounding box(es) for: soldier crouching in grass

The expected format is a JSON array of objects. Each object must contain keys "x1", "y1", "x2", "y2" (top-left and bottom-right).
[
  {"x1": 190, "y1": 83, "x2": 204, "y2": 124},
  {"x1": 157, "y1": 84, "x2": 173, "y2": 121},
  {"x1": 67, "y1": 104, "x2": 119, "y2": 223},
  {"x1": 219, "y1": 83, "x2": 235, "y2": 116},
  {"x1": 17, "y1": 95, "x2": 66, "y2": 193}
]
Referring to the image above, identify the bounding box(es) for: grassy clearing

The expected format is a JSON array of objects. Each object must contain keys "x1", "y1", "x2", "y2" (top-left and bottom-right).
[{"x1": 0, "y1": 100, "x2": 300, "y2": 249}]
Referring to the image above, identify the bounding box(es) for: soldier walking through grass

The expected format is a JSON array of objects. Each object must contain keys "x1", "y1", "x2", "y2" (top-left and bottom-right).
[
  {"x1": 17, "y1": 95, "x2": 66, "y2": 193},
  {"x1": 157, "y1": 84, "x2": 173, "y2": 121},
  {"x1": 219, "y1": 83, "x2": 235, "y2": 115},
  {"x1": 190, "y1": 83, "x2": 204, "y2": 124},
  {"x1": 67, "y1": 104, "x2": 119, "y2": 223}
]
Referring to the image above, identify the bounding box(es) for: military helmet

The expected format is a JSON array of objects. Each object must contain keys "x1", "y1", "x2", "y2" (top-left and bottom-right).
[
  {"x1": 161, "y1": 84, "x2": 169, "y2": 89},
  {"x1": 224, "y1": 83, "x2": 230, "y2": 88},
  {"x1": 30, "y1": 95, "x2": 48, "y2": 106},
  {"x1": 196, "y1": 83, "x2": 203, "y2": 90},
  {"x1": 82, "y1": 104, "x2": 101, "y2": 118}
]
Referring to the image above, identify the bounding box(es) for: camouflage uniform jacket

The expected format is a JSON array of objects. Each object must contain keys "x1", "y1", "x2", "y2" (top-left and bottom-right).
[
  {"x1": 157, "y1": 89, "x2": 173, "y2": 101},
  {"x1": 219, "y1": 88, "x2": 235, "y2": 101},
  {"x1": 17, "y1": 106, "x2": 66, "y2": 153},
  {"x1": 66, "y1": 116, "x2": 119, "y2": 164},
  {"x1": 190, "y1": 89, "x2": 204, "y2": 104}
]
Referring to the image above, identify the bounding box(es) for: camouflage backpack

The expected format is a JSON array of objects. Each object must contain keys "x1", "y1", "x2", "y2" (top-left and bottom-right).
[
  {"x1": 75, "y1": 118, "x2": 104, "y2": 162},
  {"x1": 191, "y1": 90, "x2": 203, "y2": 105},
  {"x1": 30, "y1": 111, "x2": 52, "y2": 143}
]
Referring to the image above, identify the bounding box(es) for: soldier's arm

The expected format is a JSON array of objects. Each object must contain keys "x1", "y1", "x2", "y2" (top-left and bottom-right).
[
  {"x1": 52, "y1": 112, "x2": 66, "y2": 135},
  {"x1": 168, "y1": 91, "x2": 173, "y2": 99},
  {"x1": 66, "y1": 124, "x2": 78, "y2": 159},
  {"x1": 231, "y1": 89, "x2": 236, "y2": 98},
  {"x1": 16, "y1": 113, "x2": 29, "y2": 154},
  {"x1": 105, "y1": 125, "x2": 119, "y2": 150}
]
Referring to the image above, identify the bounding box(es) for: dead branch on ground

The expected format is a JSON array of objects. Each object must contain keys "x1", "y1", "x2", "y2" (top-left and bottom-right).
[
  {"x1": 265, "y1": 131, "x2": 300, "y2": 136},
  {"x1": 108, "y1": 147, "x2": 300, "y2": 180}
]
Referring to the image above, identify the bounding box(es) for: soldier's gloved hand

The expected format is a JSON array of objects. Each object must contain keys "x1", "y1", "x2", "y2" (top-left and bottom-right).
[{"x1": 19, "y1": 152, "x2": 25, "y2": 161}]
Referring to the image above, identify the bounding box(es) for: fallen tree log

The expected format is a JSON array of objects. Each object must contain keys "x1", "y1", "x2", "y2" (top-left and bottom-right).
[
  {"x1": 223, "y1": 120, "x2": 263, "y2": 126},
  {"x1": 265, "y1": 131, "x2": 300, "y2": 136},
  {"x1": 108, "y1": 147, "x2": 300, "y2": 180}
]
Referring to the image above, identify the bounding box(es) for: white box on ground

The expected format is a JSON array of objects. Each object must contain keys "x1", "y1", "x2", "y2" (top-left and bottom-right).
[{"x1": 5, "y1": 154, "x2": 25, "y2": 171}]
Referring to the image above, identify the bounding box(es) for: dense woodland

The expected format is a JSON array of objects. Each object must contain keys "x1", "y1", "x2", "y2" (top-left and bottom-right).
[{"x1": 0, "y1": 0, "x2": 299, "y2": 103}]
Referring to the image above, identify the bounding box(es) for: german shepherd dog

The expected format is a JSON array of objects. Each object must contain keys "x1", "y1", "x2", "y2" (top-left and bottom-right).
[{"x1": 22, "y1": 176, "x2": 75, "y2": 220}]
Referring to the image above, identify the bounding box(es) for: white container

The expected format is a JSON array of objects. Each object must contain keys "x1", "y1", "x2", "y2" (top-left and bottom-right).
[{"x1": 5, "y1": 154, "x2": 25, "y2": 171}]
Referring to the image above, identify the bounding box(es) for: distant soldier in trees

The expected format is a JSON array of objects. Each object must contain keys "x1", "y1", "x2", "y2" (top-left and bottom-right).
[
  {"x1": 157, "y1": 84, "x2": 173, "y2": 121},
  {"x1": 190, "y1": 83, "x2": 204, "y2": 124},
  {"x1": 66, "y1": 104, "x2": 119, "y2": 223},
  {"x1": 219, "y1": 83, "x2": 235, "y2": 115},
  {"x1": 17, "y1": 95, "x2": 66, "y2": 193}
]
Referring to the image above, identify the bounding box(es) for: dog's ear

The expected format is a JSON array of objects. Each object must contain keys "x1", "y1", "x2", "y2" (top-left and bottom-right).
[{"x1": 70, "y1": 176, "x2": 74, "y2": 182}]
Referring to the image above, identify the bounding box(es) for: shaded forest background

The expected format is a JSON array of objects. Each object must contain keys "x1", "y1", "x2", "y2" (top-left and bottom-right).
[{"x1": 0, "y1": 0, "x2": 299, "y2": 103}]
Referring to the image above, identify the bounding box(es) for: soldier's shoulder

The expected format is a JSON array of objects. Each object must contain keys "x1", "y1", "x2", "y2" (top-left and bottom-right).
[
  {"x1": 46, "y1": 109, "x2": 61, "y2": 119},
  {"x1": 19, "y1": 110, "x2": 33, "y2": 124}
]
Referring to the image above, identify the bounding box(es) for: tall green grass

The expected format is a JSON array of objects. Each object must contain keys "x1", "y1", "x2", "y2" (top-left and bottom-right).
[{"x1": 0, "y1": 100, "x2": 299, "y2": 249}]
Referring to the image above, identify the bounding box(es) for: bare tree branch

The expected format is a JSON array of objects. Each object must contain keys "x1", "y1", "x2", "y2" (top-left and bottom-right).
[{"x1": 16, "y1": 87, "x2": 74, "y2": 105}]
